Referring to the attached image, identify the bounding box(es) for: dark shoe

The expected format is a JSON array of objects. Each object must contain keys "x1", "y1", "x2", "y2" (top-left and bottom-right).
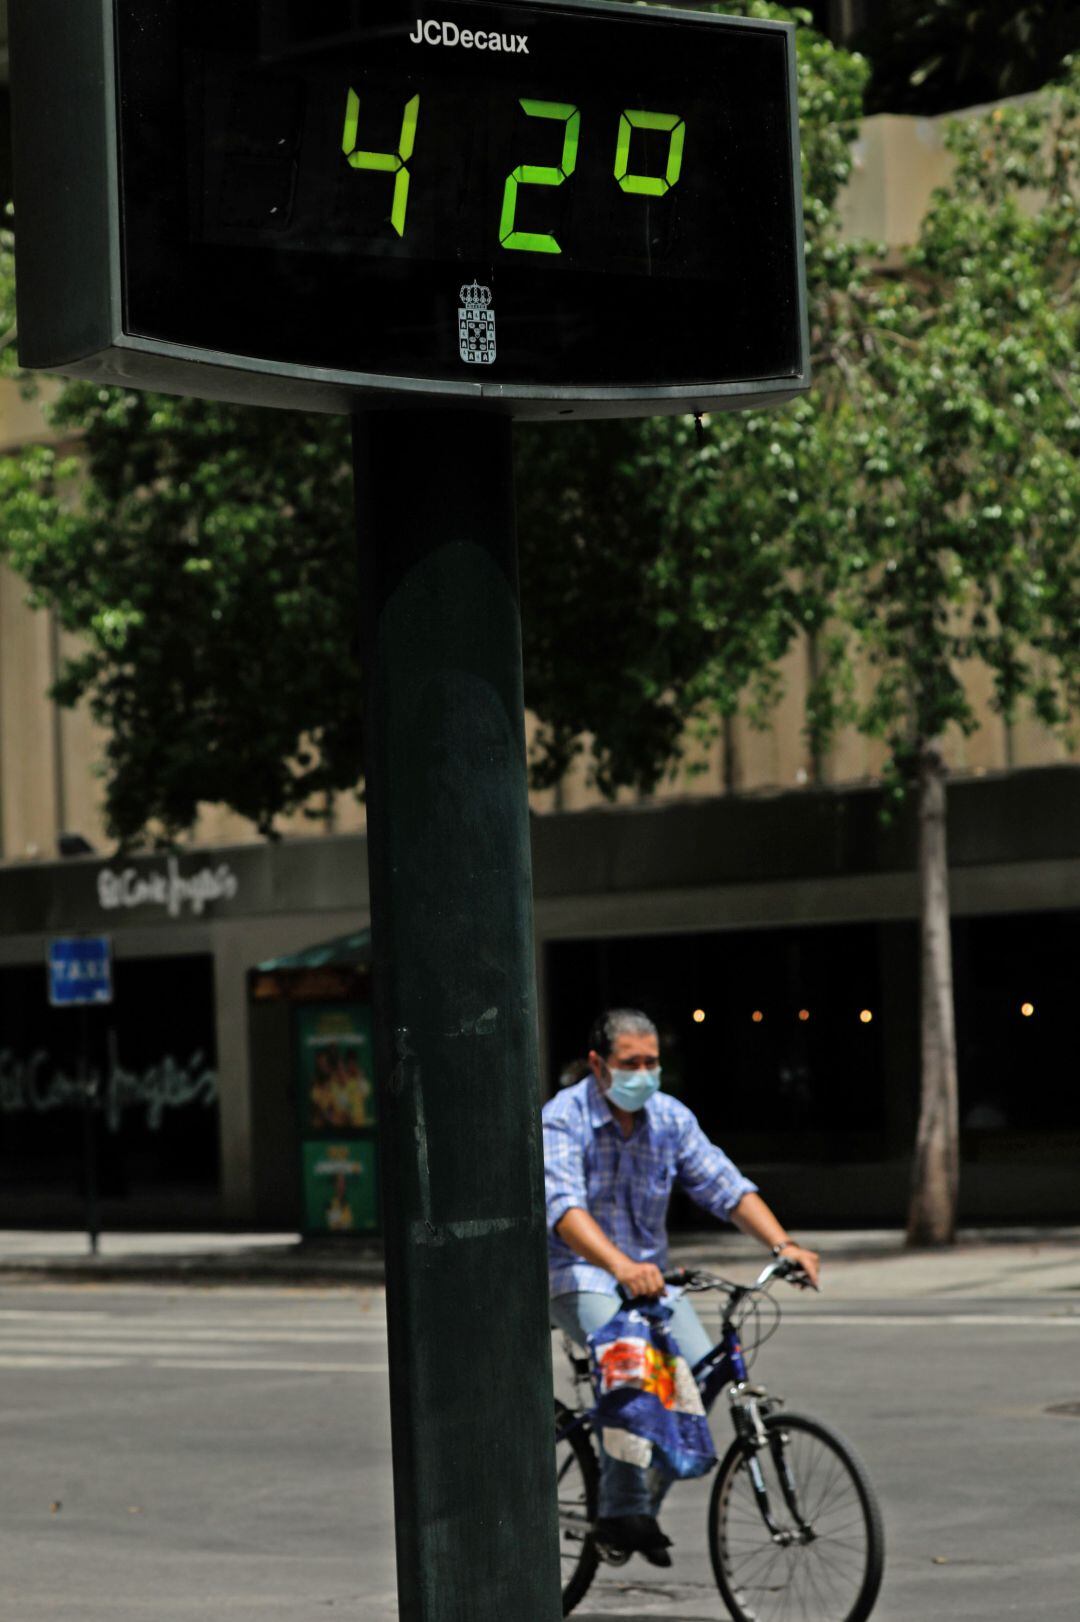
[{"x1": 595, "y1": 1514, "x2": 673, "y2": 1568}]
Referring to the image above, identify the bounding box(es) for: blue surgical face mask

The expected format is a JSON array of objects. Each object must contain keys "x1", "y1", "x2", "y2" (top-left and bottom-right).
[{"x1": 606, "y1": 1066, "x2": 662, "y2": 1112}]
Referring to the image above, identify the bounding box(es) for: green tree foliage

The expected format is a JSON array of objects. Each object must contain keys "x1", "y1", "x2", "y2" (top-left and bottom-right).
[
  {"x1": 812, "y1": 1, "x2": 1080, "y2": 115},
  {"x1": 0, "y1": 393, "x2": 361, "y2": 838},
  {"x1": 770, "y1": 65, "x2": 1080, "y2": 787},
  {"x1": 0, "y1": 171, "x2": 365, "y2": 839},
  {"x1": 515, "y1": 3, "x2": 868, "y2": 792},
  {"x1": 656, "y1": 57, "x2": 1080, "y2": 794},
  {"x1": 684, "y1": 60, "x2": 1080, "y2": 1243},
  {"x1": 838, "y1": 68, "x2": 1080, "y2": 1243}
]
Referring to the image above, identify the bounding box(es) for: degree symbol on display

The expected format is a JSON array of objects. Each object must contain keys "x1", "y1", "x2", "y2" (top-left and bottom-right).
[{"x1": 615, "y1": 110, "x2": 686, "y2": 196}]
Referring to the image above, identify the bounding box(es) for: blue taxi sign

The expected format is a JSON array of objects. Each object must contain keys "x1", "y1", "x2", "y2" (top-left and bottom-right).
[{"x1": 47, "y1": 937, "x2": 114, "y2": 1008}]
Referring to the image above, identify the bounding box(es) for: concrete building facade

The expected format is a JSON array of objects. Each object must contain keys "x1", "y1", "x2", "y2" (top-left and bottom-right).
[{"x1": 1, "y1": 769, "x2": 1078, "y2": 1228}]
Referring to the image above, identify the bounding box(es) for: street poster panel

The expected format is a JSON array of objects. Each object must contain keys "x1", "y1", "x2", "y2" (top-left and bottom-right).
[
  {"x1": 296, "y1": 1004, "x2": 376, "y2": 1133},
  {"x1": 300, "y1": 1139, "x2": 378, "y2": 1234}
]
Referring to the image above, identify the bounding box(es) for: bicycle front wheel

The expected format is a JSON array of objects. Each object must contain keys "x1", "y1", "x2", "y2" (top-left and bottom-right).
[
  {"x1": 555, "y1": 1399, "x2": 599, "y2": 1616},
  {"x1": 708, "y1": 1410, "x2": 884, "y2": 1622}
]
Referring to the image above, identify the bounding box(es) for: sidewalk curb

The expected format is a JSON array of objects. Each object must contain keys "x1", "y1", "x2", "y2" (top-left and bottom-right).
[
  {"x1": 0, "y1": 1225, "x2": 1074, "y2": 1289},
  {"x1": 0, "y1": 1241, "x2": 387, "y2": 1289}
]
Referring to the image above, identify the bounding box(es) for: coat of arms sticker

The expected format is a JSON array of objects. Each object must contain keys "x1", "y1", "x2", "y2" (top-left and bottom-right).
[{"x1": 458, "y1": 280, "x2": 496, "y2": 366}]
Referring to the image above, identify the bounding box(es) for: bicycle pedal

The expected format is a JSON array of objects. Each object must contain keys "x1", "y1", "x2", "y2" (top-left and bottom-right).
[{"x1": 594, "y1": 1540, "x2": 632, "y2": 1567}]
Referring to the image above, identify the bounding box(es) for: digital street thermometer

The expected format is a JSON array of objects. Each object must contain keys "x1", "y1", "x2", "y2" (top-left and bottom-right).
[{"x1": 11, "y1": 0, "x2": 808, "y2": 417}]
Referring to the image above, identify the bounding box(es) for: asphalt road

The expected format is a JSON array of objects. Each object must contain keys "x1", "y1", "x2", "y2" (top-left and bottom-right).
[{"x1": 0, "y1": 1282, "x2": 1078, "y2": 1620}]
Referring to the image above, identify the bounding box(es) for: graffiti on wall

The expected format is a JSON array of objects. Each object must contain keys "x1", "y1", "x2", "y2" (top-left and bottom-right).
[{"x1": 0, "y1": 1049, "x2": 218, "y2": 1133}]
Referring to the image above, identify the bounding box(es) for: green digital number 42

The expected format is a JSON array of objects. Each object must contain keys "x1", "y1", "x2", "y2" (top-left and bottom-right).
[{"x1": 342, "y1": 90, "x2": 685, "y2": 251}]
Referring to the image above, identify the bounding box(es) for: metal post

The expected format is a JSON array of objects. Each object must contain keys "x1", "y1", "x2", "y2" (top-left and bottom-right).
[
  {"x1": 353, "y1": 410, "x2": 562, "y2": 1622},
  {"x1": 79, "y1": 1003, "x2": 99, "y2": 1256}
]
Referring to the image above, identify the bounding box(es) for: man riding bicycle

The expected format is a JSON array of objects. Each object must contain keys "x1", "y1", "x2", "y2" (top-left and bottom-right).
[{"x1": 543, "y1": 1007, "x2": 820, "y2": 1568}]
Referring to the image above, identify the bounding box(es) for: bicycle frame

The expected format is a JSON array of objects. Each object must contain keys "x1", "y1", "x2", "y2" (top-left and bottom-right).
[
  {"x1": 556, "y1": 1263, "x2": 804, "y2": 1532},
  {"x1": 695, "y1": 1314, "x2": 750, "y2": 1412}
]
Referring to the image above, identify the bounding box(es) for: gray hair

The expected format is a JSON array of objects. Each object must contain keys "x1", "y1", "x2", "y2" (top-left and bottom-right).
[{"x1": 589, "y1": 1008, "x2": 658, "y2": 1058}]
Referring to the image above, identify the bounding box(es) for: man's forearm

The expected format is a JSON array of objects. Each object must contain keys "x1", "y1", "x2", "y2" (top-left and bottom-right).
[
  {"x1": 729, "y1": 1191, "x2": 791, "y2": 1251},
  {"x1": 554, "y1": 1207, "x2": 628, "y2": 1273},
  {"x1": 731, "y1": 1192, "x2": 820, "y2": 1286},
  {"x1": 553, "y1": 1207, "x2": 666, "y2": 1297}
]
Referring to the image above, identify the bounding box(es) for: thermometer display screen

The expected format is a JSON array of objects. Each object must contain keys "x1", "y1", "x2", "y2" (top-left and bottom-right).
[{"x1": 115, "y1": 0, "x2": 804, "y2": 391}]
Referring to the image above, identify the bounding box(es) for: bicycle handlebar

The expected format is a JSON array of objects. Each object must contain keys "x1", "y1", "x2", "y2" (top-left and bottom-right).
[
  {"x1": 754, "y1": 1256, "x2": 817, "y2": 1290},
  {"x1": 619, "y1": 1256, "x2": 816, "y2": 1305}
]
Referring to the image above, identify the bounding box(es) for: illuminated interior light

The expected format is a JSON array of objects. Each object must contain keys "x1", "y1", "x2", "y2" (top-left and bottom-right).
[
  {"x1": 692, "y1": 1008, "x2": 706, "y2": 1024},
  {"x1": 751, "y1": 1010, "x2": 764, "y2": 1024},
  {"x1": 859, "y1": 1009, "x2": 873, "y2": 1024},
  {"x1": 1020, "y1": 1002, "x2": 1035, "y2": 1018},
  {"x1": 798, "y1": 1008, "x2": 810, "y2": 1022}
]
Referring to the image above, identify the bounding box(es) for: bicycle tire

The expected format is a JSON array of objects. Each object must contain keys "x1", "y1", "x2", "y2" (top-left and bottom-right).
[
  {"x1": 555, "y1": 1399, "x2": 600, "y2": 1616},
  {"x1": 708, "y1": 1410, "x2": 885, "y2": 1622}
]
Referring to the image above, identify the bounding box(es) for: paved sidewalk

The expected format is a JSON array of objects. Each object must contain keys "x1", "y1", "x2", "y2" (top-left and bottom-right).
[
  {"x1": 0, "y1": 1224, "x2": 1075, "y2": 1295},
  {"x1": 0, "y1": 1230, "x2": 387, "y2": 1286},
  {"x1": 675, "y1": 1225, "x2": 1080, "y2": 1301}
]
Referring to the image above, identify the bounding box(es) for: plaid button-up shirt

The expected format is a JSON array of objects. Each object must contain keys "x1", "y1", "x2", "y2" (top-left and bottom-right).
[{"x1": 543, "y1": 1074, "x2": 758, "y2": 1298}]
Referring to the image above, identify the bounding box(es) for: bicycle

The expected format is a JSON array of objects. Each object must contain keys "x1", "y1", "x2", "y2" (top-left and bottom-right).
[{"x1": 554, "y1": 1257, "x2": 885, "y2": 1621}]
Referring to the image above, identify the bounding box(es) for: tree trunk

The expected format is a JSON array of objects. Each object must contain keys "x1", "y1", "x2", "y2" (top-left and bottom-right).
[{"x1": 906, "y1": 744, "x2": 960, "y2": 1246}]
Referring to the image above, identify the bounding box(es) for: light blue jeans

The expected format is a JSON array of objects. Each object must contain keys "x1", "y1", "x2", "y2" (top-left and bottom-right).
[{"x1": 551, "y1": 1289, "x2": 714, "y2": 1519}]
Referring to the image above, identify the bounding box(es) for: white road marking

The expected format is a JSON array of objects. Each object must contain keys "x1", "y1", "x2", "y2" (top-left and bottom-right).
[
  {"x1": 0, "y1": 1309, "x2": 114, "y2": 1322},
  {"x1": 775, "y1": 1313, "x2": 1080, "y2": 1327},
  {"x1": 0, "y1": 1348, "x2": 388, "y2": 1373},
  {"x1": 0, "y1": 1307, "x2": 390, "y2": 1373},
  {"x1": 0, "y1": 1309, "x2": 381, "y2": 1332},
  {"x1": 1, "y1": 1303, "x2": 1074, "y2": 1382},
  {"x1": 0, "y1": 1326, "x2": 384, "y2": 1345},
  {"x1": 151, "y1": 1359, "x2": 389, "y2": 1374},
  {"x1": 0, "y1": 1337, "x2": 384, "y2": 1357},
  {"x1": 0, "y1": 1354, "x2": 128, "y2": 1369}
]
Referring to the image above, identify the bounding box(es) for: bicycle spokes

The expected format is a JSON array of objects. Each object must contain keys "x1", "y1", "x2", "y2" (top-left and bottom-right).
[
  {"x1": 555, "y1": 1400, "x2": 601, "y2": 1614},
  {"x1": 556, "y1": 1450, "x2": 592, "y2": 1542},
  {"x1": 711, "y1": 1413, "x2": 883, "y2": 1622}
]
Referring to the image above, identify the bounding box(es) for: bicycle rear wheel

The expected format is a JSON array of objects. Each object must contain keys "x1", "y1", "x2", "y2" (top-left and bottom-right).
[
  {"x1": 555, "y1": 1399, "x2": 600, "y2": 1616},
  {"x1": 708, "y1": 1410, "x2": 884, "y2": 1622}
]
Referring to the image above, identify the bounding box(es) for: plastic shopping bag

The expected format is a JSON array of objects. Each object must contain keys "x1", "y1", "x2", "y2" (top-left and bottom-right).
[{"x1": 587, "y1": 1298, "x2": 718, "y2": 1480}]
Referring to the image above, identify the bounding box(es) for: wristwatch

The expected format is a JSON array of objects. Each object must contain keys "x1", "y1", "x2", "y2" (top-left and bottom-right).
[{"x1": 771, "y1": 1240, "x2": 798, "y2": 1257}]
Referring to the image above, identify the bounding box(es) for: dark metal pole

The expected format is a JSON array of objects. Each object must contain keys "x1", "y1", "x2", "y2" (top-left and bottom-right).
[
  {"x1": 353, "y1": 410, "x2": 562, "y2": 1622},
  {"x1": 79, "y1": 1003, "x2": 99, "y2": 1256}
]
